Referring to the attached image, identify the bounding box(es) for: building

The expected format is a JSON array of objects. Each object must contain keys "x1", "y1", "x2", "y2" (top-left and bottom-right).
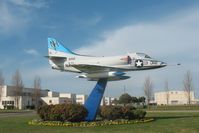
[
  {"x1": 59, "y1": 93, "x2": 76, "y2": 104},
  {"x1": 0, "y1": 85, "x2": 48, "y2": 109},
  {"x1": 154, "y1": 90, "x2": 199, "y2": 105},
  {"x1": 101, "y1": 97, "x2": 110, "y2": 106},
  {"x1": 76, "y1": 94, "x2": 87, "y2": 105},
  {"x1": 100, "y1": 97, "x2": 117, "y2": 106},
  {"x1": 110, "y1": 97, "x2": 117, "y2": 105},
  {"x1": 47, "y1": 91, "x2": 59, "y2": 97},
  {"x1": 40, "y1": 91, "x2": 71, "y2": 105},
  {"x1": 0, "y1": 86, "x2": 78, "y2": 109},
  {"x1": 0, "y1": 85, "x2": 117, "y2": 109}
]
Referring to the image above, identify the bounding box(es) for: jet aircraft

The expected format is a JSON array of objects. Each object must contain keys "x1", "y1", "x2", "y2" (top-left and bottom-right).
[{"x1": 46, "y1": 38, "x2": 167, "y2": 81}]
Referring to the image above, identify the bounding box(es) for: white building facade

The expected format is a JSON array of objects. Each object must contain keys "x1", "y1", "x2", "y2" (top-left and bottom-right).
[
  {"x1": 154, "y1": 90, "x2": 199, "y2": 105},
  {"x1": 0, "y1": 85, "x2": 117, "y2": 109},
  {"x1": 40, "y1": 91, "x2": 71, "y2": 105},
  {"x1": 100, "y1": 97, "x2": 116, "y2": 106},
  {"x1": 59, "y1": 93, "x2": 76, "y2": 104},
  {"x1": 0, "y1": 85, "x2": 48, "y2": 109},
  {"x1": 76, "y1": 94, "x2": 87, "y2": 105}
]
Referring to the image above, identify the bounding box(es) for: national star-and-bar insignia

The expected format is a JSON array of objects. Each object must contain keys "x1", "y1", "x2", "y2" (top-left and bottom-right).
[{"x1": 135, "y1": 59, "x2": 143, "y2": 68}]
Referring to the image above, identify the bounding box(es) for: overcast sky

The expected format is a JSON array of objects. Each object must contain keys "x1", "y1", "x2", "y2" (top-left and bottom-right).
[{"x1": 0, "y1": 0, "x2": 199, "y2": 98}]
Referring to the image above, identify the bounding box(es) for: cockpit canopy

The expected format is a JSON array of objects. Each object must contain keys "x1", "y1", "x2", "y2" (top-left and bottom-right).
[{"x1": 136, "y1": 53, "x2": 151, "y2": 59}]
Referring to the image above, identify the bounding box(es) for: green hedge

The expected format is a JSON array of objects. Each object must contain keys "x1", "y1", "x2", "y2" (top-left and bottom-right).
[
  {"x1": 100, "y1": 106, "x2": 146, "y2": 120},
  {"x1": 37, "y1": 104, "x2": 146, "y2": 122},
  {"x1": 100, "y1": 106, "x2": 123, "y2": 120},
  {"x1": 37, "y1": 104, "x2": 88, "y2": 122}
]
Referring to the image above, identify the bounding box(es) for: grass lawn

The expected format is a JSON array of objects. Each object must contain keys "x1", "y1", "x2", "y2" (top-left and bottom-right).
[
  {"x1": 0, "y1": 111, "x2": 199, "y2": 133},
  {"x1": 147, "y1": 105, "x2": 199, "y2": 111}
]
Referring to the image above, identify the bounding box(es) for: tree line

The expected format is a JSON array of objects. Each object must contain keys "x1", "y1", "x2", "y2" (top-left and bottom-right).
[
  {"x1": 112, "y1": 93, "x2": 146, "y2": 107},
  {"x1": 114, "y1": 70, "x2": 194, "y2": 106},
  {"x1": 143, "y1": 70, "x2": 194, "y2": 105}
]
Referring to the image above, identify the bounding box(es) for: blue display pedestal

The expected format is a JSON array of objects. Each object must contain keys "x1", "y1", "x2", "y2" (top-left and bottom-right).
[{"x1": 84, "y1": 78, "x2": 108, "y2": 121}]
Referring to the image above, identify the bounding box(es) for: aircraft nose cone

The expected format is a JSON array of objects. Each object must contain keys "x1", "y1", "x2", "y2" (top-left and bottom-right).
[{"x1": 160, "y1": 62, "x2": 167, "y2": 67}]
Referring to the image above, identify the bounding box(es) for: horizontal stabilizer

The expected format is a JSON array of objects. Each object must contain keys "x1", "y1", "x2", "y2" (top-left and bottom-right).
[{"x1": 44, "y1": 55, "x2": 67, "y2": 60}]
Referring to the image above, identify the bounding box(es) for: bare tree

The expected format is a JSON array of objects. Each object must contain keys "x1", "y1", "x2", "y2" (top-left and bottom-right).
[
  {"x1": 164, "y1": 79, "x2": 169, "y2": 105},
  {"x1": 143, "y1": 76, "x2": 153, "y2": 105},
  {"x1": 0, "y1": 70, "x2": 5, "y2": 102},
  {"x1": 12, "y1": 69, "x2": 24, "y2": 109},
  {"x1": 33, "y1": 76, "x2": 41, "y2": 109},
  {"x1": 183, "y1": 70, "x2": 194, "y2": 105}
]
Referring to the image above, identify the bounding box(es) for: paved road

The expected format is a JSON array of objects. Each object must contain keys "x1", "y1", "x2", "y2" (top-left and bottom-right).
[{"x1": 0, "y1": 111, "x2": 36, "y2": 118}]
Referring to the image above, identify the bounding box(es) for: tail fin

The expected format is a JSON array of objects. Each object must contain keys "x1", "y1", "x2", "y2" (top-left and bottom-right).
[{"x1": 48, "y1": 38, "x2": 76, "y2": 55}]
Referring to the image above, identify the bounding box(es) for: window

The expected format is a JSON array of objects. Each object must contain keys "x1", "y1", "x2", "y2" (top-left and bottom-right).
[
  {"x1": 171, "y1": 100, "x2": 178, "y2": 104},
  {"x1": 145, "y1": 55, "x2": 151, "y2": 58},
  {"x1": 76, "y1": 98, "x2": 83, "y2": 100},
  {"x1": 136, "y1": 53, "x2": 151, "y2": 59},
  {"x1": 2, "y1": 101, "x2": 14, "y2": 105}
]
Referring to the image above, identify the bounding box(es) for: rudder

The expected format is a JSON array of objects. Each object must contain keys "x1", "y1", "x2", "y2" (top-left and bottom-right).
[{"x1": 48, "y1": 38, "x2": 76, "y2": 55}]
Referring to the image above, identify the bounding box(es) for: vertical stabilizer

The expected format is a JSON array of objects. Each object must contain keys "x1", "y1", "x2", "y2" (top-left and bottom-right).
[{"x1": 48, "y1": 38, "x2": 76, "y2": 56}]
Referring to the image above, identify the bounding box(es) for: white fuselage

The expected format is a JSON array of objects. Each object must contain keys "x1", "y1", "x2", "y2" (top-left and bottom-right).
[
  {"x1": 47, "y1": 38, "x2": 167, "y2": 81},
  {"x1": 49, "y1": 49, "x2": 166, "y2": 73}
]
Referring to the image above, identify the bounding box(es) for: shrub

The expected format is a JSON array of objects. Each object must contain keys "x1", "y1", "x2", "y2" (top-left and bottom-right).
[
  {"x1": 26, "y1": 105, "x2": 35, "y2": 110},
  {"x1": 119, "y1": 93, "x2": 132, "y2": 106},
  {"x1": 133, "y1": 110, "x2": 146, "y2": 119},
  {"x1": 49, "y1": 104, "x2": 66, "y2": 121},
  {"x1": 122, "y1": 106, "x2": 136, "y2": 120},
  {"x1": 100, "y1": 106, "x2": 123, "y2": 120},
  {"x1": 37, "y1": 104, "x2": 88, "y2": 122},
  {"x1": 37, "y1": 104, "x2": 54, "y2": 121},
  {"x1": 67, "y1": 104, "x2": 88, "y2": 122},
  {"x1": 100, "y1": 106, "x2": 146, "y2": 120},
  {"x1": 4, "y1": 105, "x2": 14, "y2": 110}
]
